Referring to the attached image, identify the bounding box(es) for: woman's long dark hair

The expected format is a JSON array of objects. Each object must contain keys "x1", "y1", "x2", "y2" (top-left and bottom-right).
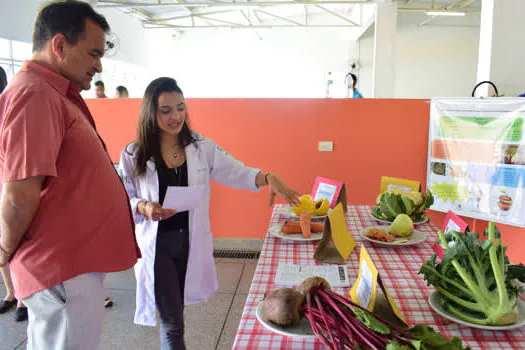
[
  {"x1": 0, "y1": 67, "x2": 7, "y2": 93},
  {"x1": 133, "y1": 77, "x2": 197, "y2": 177}
]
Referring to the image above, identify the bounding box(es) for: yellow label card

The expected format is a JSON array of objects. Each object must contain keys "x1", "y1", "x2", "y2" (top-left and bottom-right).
[
  {"x1": 350, "y1": 246, "x2": 406, "y2": 323},
  {"x1": 328, "y1": 203, "x2": 356, "y2": 260},
  {"x1": 379, "y1": 176, "x2": 421, "y2": 194},
  {"x1": 350, "y1": 246, "x2": 379, "y2": 311}
]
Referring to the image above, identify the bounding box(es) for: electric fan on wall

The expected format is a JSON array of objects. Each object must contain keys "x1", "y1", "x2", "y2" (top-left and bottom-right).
[{"x1": 105, "y1": 32, "x2": 120, "y2": 57}]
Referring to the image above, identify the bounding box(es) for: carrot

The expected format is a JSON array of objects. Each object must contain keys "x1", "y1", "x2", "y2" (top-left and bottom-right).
[
  {"x1": 300, "y1": 211, "x2": 312, "y2": 238},
  {"x1": 310, "y1": 222, "x2": 325, "y2": 233},
  {"x1": 281, "y1": 221, "x2": 325, "y2": 234},
  {"x1": 281, "y1": 225, "x2": 302, "y2": 234}
]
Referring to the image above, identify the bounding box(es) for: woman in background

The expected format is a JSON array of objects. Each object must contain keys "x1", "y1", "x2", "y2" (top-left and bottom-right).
[
  {"x1": 116, "y1": 85, "x2": 129, "y2": 98},
  {"x1": 348, "y1": 73, "x2": 363, "y2": 98},
  {"x1": 0, "y1": 66, "x2": 28, "y2": 322},
  {"x1": 120, "y1": 77, "x2": 300, "y2": 349}
]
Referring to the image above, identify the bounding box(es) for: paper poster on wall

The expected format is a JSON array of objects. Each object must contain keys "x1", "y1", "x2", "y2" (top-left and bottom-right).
[{"x1": 427, "y1": 98, "x2": 525, "y2": 227}]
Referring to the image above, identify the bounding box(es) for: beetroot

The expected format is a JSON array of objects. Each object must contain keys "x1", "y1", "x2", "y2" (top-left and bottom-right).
[
  {"x1": 299, "y1": 276, "x2": 331, "y2": 297},
  {"x1": 262, "y1": 288, "x2": 305, "y2": 327}
]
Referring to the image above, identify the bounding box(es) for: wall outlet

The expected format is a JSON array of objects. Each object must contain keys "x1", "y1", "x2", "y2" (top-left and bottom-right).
[{"x1": 318, "y1": 141, "x2": 334, "y2": 152}]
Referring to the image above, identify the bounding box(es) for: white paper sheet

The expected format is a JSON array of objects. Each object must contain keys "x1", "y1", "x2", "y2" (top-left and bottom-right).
[
  {"x1": 274, "y1": 263, "x2": 350, "y2": 288},
  {"x1": 162, "y1": 185, "x2": 206, "y2": 212}
]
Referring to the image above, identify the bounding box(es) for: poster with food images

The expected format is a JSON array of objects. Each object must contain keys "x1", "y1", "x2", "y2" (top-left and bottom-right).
[{"x1": 427, "y1": 98, "x2": 525, "y2": 227}]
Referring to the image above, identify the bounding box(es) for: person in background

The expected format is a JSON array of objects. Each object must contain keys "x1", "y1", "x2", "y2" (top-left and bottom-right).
[
  {"x1": 349, "y1": 73, "x2": 363, "y2": 98},
  {"x1": 0, "y1": 2, "x2": 139, "y2": 349},
  {"x1": 116, "y1": 85, "x2": 129, "y2": 98},
  {"x1": 95, "y1": 79, "x2": 107, "y2": 98},
  {"x1": 0, "y1": 66, "x2": 28, "y2": 323},
  {"x1": 120, "y1": 77, "x2": 301, "y2": 349}
]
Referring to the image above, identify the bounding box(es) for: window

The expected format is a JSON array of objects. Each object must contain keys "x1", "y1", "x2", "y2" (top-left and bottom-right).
[{"x1": 0, "y1": 37, "x2": 31, "y2": 83}]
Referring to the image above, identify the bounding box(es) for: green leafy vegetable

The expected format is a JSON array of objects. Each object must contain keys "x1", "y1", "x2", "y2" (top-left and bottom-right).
[
  {"x1": 420, "y1": 222, "x2": 525, "y2": 326},
  {"x1": 372, "y1": 190, "x2": 434, "y2": 222}
]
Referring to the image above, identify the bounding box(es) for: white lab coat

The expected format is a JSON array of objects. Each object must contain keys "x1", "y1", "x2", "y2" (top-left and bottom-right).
[{"x1": 119, "y1": 133, "x2": 260, "y2": 326}]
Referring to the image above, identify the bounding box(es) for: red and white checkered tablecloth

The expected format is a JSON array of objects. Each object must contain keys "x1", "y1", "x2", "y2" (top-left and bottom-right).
[{"x1": 232, "y1": 204, "x2": 525, "y2": 350}]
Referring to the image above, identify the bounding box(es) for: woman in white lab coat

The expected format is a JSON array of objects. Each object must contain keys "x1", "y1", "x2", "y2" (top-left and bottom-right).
[{"x1": 119, "y1": 77, "x2": 300, "y2": 349}]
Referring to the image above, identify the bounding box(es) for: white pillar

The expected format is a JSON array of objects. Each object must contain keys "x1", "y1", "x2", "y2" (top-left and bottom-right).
[
  {"x1": 372, "y1": 0, "x2": 397, "y2": 98},
  {"x1": 476, "y1": 0, "x2": 525, "y2": 97}
]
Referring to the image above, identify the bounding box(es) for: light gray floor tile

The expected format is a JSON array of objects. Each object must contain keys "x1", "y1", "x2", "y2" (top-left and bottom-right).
[
  {"x1": 105, "y1": 268, "x2": 136, "y2": 291},
  {"x1": 185, "y1": 293, "x2": 234, "y2": 350},
  {"x1": 216, "y1": 262, "x2": 243, "y2": 294},
  {"x1": 0, "y1": 284, "x2": 27, "y2": 350},
  {"x1": 216, "y1": 294, "x2": 248, "y2": 350},
  {"x1": 98, "y1": 289, "x2": 159, "y2": 350},
  {"x1": 237, "y1": 262, "x2": 257, "y2": 295}
]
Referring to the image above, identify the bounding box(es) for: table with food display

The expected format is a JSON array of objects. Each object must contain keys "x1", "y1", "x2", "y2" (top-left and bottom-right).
[{"x1": 232, "y1": 188, "x2": 525, "y2": 350}]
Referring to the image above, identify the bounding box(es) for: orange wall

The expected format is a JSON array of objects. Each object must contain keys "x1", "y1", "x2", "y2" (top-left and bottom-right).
[{"x1": 86, "y1": 98, "x2": 525, "y2": 264}]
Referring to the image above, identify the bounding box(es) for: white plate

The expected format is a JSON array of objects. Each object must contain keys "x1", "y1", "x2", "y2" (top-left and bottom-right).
[
  {"x1": 268, "y1": 223, "x2": 323, "y2": 242},
  {"x1": 359, "y1": 226, "x2": 426, "y2": 247},
  {"x1": 255, "y1": 301, "x2": 316, "y2": 339},
  {"x1": 428, "y1": 291, "x2": 525, "y2": 330},
  {"x1": 280, "y1": 206, "x2": 331, "y2": 220},
  {"x1": 372, "y1": 214, "x2": 428, "y2": 225}
]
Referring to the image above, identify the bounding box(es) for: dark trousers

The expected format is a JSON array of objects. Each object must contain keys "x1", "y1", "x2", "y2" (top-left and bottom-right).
[{"x1": 154, "y1": 229, "x2": 190, "y2": 350}]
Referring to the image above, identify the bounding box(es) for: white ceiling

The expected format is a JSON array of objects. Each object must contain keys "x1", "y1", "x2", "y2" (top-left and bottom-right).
[{"x1": 94, "y1": 0, "x2": 481, "y2": 31}]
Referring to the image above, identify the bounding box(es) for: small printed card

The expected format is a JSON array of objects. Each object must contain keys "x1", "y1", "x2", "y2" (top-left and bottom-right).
[
  {"x1": 274, "y1": 263, "x2": 350, "y2": 288},
  {"x1": 433, "y1": 211, "x2": 469, "y2": 259},
  {"x1": 379, "y1": 176, "x2": 421, "y2": 194},
  {"x1": 350, "y1": 246, "x2": 406, "y2": 325},
  {"x1": 311, "y1": 176, "x2": 347, "y2": 212}
]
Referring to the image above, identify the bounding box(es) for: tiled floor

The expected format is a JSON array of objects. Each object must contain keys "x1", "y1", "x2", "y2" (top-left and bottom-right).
[{"x1": 0, "y1": 258, "x2": 257, "y2": 350}]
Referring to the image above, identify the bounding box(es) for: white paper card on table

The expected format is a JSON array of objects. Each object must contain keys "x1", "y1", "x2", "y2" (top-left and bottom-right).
[
  {"x1": 274, "y1": 263, "x2": 350, "y2": 288},
  {"x1": 162, "y1": 185, "x2": 206, "y2": 212}
]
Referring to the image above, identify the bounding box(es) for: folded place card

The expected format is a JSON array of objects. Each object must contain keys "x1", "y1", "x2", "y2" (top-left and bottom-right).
[
  {"x1": 311, "y1": 176, "x2": 348, "y2": 213},
  {"x1": 433, "y1": 210, "x2": 469, "y2": 259},
  {"x1": 379, "y1": 176, "x2": 421, "y2": 194},
  {"x1": 313, "y1": 203, "x2": 356, "y2": 265},
  {"x1": 350, "y1": 246, "x2": 406, "y2": 326}
]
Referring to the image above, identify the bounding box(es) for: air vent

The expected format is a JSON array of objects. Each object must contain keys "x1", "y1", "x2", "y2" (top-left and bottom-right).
[{"x1": 213, "y1": 250, "x2": 260, "y2": 259}]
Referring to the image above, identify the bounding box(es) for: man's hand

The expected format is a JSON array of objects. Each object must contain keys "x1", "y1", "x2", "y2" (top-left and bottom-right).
[
  {"x1": 142, "y1": 202, "x2": 177, "y2": 221},
  {"x1": 1, "y1": 176, "x2": 45, "y2": 256}
]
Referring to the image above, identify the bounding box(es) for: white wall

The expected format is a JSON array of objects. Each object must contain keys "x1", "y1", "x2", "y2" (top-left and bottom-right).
[
  {"x1": 478, "y1": 0, "x2": 525, "y2": 97},
  {"x1": 358, "y1": 12, "x2": 480, "y2": 98},
  {"x1": 0, "y1": 0, "x2": 47, "y2": 43},
  {"x1": 96, "y1": 8, "x2": 149, "y2": 67},
  {"x1": 152, "y1": 29, "x2": 354, "y2": 98}
]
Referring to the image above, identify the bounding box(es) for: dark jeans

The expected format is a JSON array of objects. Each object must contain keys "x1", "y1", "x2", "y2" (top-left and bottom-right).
[{"x1": 154, "y1": 229, "x2": 190, "y2": 350}]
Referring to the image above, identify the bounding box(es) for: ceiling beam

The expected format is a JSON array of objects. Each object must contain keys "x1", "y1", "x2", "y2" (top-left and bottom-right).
[
  {"x1": 144, "y1": 24, "x2": 357, "y2": 29},
  {"x1": 97, "y1": 1, "x2": 373, "y2": 8},
  {"x1": 153, "y1": 10, "x2": 234, "y2": 22},
  {"x1": 240, "y1": 10, "x2": 252, "y2": 25},
  {"x1": 197, "y1": 16, "x2": 244, "y2": 26},
  {"x1": 255, "y1": 9, "x2": 304, "y2": 26},
  {"x1": 314, "y1": 4, "x2": 358, "y2": 26},
  {"x1": 304, "y1": 5, "x2": 308, "y2": 25}
]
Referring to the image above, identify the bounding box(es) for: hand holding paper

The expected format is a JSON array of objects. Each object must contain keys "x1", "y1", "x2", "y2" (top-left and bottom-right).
[{"x1": 162, "y1": 185, "x2": 206, "y2": 213}]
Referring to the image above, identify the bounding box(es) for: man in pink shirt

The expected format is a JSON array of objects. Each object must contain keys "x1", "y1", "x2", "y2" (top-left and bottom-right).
[{"x1": 0, "y1": 1, "x2": 140, "y2": 349}]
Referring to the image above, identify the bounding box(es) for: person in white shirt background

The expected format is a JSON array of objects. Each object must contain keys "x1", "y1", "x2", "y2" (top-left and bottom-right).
[{"x1": 120, "y1": 77, "x2": 301, "y2": 349}]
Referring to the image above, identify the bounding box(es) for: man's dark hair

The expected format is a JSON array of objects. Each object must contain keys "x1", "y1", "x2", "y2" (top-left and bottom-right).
[
  {"x1": 95, "y1": 80, "x2": 105, "y2": 88},
  {"x1": 33, "y1": 0, "x2": 110, "y2": 53}
]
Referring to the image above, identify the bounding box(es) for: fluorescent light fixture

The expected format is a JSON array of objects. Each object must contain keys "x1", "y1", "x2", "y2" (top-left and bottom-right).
[{"x1": 425, "y1": 10, "x2": 466, "y2": 16}]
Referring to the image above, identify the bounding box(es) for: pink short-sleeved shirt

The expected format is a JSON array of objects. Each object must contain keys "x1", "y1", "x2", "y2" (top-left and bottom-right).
[{"x1": 0, "y1": 61, "x2": 139, "y2": 299}]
